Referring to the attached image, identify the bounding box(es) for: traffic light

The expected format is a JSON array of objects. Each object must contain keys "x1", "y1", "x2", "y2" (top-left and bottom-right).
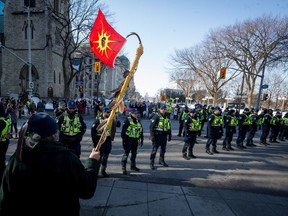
[
  {"x1": 94, "y1": 61, "x2": 101, "y2": 72},
  {"x1": 219, "y1": 67, "x2": 226, "y2": 79},
  {"x1": 263, "y1": 93, "x2": 268, "y2": 101}
]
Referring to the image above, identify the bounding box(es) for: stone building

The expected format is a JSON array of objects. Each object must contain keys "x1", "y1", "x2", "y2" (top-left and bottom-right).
[
  {"x1": 0, "y1": 0, "x2": 136, "y2": 101},
  {"x1": 1, "y1": 0, "x2": 69, "y2": 99}
]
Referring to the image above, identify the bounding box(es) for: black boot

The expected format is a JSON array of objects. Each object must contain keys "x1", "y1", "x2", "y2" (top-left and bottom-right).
[
  {"x1": 159, "y1": 157, "x2": 168, "y2": 167},
  {"x1": 182, "y1": 152, "x2": 190, "y2": 160},
  {"x1": 131, "y1": 163, "x2": 140, "y2": 171},
  {"x1": 150, "y1": 160, "x2": 155, "y2": 170},
  {"x1": 212, "y1": 146, "x2": 219, "y2": 153},
  {"x1": 122, "y1": 162, "x2": 128, "y2": 175},
  {"x1": 188, "y1": 153, "x2": 196, "y2": 159},
  {"x1": 101, "y1": 166, "x2": 109, "y2": 178},
  {"x1": 246, "y1": 141, "x2": 252, "y2": 146},
  {"x1": 206, "y1": 148, "x2": 213, "y2": 155},
  {"x1": 122, "y1": 165, "x2": 127, "y2": 175}
]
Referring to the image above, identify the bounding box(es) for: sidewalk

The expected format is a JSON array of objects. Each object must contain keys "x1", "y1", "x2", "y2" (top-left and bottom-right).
[{"x1": 80, "y1": 178, "x2": 288, "y2": 216}]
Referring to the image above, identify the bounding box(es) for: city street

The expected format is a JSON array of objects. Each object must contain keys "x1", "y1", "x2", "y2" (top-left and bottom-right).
[{"x1": 6, "y1": 113, "x2": 288, "y2": 215}]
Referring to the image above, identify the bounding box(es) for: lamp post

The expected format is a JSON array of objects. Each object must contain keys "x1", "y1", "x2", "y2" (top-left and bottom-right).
[
  {"x1": 255, "y1": 60, "x2": 266, "y2": 111},
  {"x1": 23, "y1": 5, "x2": 33, "y2": 96}
]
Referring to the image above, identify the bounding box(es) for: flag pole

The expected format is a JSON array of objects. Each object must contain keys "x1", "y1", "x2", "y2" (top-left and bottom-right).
[{"x1": 94, "y1": 32, "x2": 143, "y2": 151}]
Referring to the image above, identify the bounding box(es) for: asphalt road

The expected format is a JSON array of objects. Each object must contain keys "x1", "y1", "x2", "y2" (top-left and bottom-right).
[{"x1": 6, "y1": 112, "x2": 288, "y2": 197}]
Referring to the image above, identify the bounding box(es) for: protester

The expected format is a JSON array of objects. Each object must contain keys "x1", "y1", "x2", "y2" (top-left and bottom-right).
[{"x1": 0, "y1": 112, "x2": 101, "y2": 216}]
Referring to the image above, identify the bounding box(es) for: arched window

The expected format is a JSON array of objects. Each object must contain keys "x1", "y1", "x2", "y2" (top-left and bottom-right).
[
  {"x1": 53, "y1": 71, "x2": 56, "y2": 83},
  {"x1": 59, "y1": 72, "x2": 61, "y2": 84}
]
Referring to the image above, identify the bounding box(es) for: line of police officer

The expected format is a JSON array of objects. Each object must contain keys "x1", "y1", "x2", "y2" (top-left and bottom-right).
[{"x1": 53, "y1": 100, "x2": 288, "y2": 176}]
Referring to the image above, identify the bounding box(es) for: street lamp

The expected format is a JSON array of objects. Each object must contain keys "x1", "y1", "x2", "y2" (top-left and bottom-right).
[{"x1": 24, "y1": 5, "x2": 33, "y2": 96}]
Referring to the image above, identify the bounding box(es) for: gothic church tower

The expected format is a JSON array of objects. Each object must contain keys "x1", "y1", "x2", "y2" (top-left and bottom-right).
[{"x1": 1, "y1": 0, "x2": 69, "y2": 99}]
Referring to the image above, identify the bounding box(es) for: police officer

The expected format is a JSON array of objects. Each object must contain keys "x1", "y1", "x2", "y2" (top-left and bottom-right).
[
  {"x1": 166, "y1": 104, "x2": 172, "y2": 120},
  {"x1": 182, "y1": 109, "x2": 200, "y2": 159},
  {"x1": 91, "y1": 107, "x2": 117, "y2": 177},
  {"x1": 205, "y1": 106, "x2": 223, "y2": 155},
  {"x1": 246, "y1": 108, "x2": 258, "y2": 147},
  {"x1": 54, "y1": 100, "x2": 66, "y2": 121},
  {"x1": 260, "y1": 109, "x2": 273, "y2": 145},
  {"x1": 177, "y1": 105, "x2": 189, "y2": 137},
  {"x1": 279, "y1": 112, "x2": 288, "y2": 141},
  {"x1": 94, "y1": 101, "x2": 105, "y2": 118},
  {"x1": 195, "y1": 104, "x2": 205, "y2": 137},
  {"x1": 0, "y1": 114, "x2": 11, "y2": 184},
  {"x1": 236, "y1": 108, "x2": 251, "y2": 149},
  {"x1": 121, "y1": 108, "x2": 144, "y2": 175},
  {"x1": 222, "y1": 109, "x2": 238, "y2": 150},
  {"x1": 150, "y1": 104, "x2": 172, "y2": 169},
  {"x1": 269, "y1": 111, "x2": 282, "y2": 143},
  {"x1": 58, "y1": 100, "x2": 86, "y2": 158}
]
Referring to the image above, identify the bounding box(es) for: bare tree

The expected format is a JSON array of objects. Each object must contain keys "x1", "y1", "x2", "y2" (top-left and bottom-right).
[
  {"x1": 170, "y1": 40, "x2": 239, "y2": 106},
  {"x1": 215, "y1": 15, "x2": 288, "y2": 108},
  {"x1": 264, "y1": 68, "x2": 288, "y2": 109},
  {"x1": 46, "y1": 0, "x2": 105, "y2": 98}
]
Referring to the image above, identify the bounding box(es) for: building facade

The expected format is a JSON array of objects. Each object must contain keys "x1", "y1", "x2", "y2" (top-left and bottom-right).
[
  {"x1": 1, "y1": 0, "x2": 135, "y2": 101},
  {"x1": 1, "y1": 0, "x2": 68, "y2": 99}
]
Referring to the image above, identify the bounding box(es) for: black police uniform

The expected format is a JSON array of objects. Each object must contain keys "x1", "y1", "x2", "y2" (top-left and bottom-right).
[
  {"x1": 260, "y1": 109, "x2": 273, "y2": 145},
  {"x1": 182, "y1": 110, "x2": 199, "y2": 159},
  {"x1": 91, "y1": 111, "x2": 117, "y2": 177},
  {"x1": 121, "y1": 112, "x2": 144, "y2": 174},
  {"x1": 205, "y1": 109, "x2": 223, "y2": 155},
  {"x1": 149, "y1": 108, "x2": 172, "y2": 169}
]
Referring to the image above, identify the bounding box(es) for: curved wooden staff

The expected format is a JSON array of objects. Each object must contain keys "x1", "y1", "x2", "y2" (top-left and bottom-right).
[{"x1": 94, "y1": 32, "x2": 144, "y2": 151}]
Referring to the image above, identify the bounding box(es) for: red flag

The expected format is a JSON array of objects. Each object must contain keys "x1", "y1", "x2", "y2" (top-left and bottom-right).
[{"x1": 89, "y1": 9, "x2": 126, "y2": 68}]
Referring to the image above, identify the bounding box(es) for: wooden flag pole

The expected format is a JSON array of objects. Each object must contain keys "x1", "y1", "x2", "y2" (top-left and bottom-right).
[{"x1": 95, "y1": 33, "x2": 143, "y2": 151}]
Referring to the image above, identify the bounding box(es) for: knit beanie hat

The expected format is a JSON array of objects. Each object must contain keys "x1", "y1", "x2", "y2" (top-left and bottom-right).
[{"x1": 28, "y1": 112, "x2": 58, "y2": 138}]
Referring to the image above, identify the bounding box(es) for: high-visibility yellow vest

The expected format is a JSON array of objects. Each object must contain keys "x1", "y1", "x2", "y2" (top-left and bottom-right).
[
  {"x1": 126, "y1": 117, "x2": 142, "y2": 138},
  {"x1": 0, "y1": 117, "x2": 11, "y2": 141},
  {"x1": 60, "y1": 113, "x2": 81, "y2": 136},
  {"x1": 212, "y1": 115, "x2": 223, "y2": 126},
  {"x1": 155, "y1": 114, "x2": 170, "y2": 132}
]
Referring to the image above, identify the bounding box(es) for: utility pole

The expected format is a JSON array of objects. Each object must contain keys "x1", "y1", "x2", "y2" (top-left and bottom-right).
[{"x1": 91, "y1": 55, "x2": 95, "y2": 98}]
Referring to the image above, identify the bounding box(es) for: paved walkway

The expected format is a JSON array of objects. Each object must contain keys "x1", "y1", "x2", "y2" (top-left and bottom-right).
[{"x1": 80, "y1": 178, "x2": 288, "y2": 216}]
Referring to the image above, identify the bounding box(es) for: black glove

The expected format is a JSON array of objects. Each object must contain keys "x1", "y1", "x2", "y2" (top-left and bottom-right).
[
  {"x1": 168, "y1": 135, "x2": 171, "y2": 142},
  {"x1": 139, "y1": 138, "x2": 143, "y2": 147},
  {"x1": 151, "y1": 136, "x2": 155, "y2": 142}
]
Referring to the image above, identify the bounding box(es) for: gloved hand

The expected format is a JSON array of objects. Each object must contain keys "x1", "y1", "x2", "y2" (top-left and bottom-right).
[
  {"x1": 151, "y1": 136, "x2": 155, "y2": 142},
  {"x1": 168, "y1": 135, "x2": 171, "y2": 142},
  {"x1": 139, "y1": 139, "x2": 143, "y2": 147},
  {"x1": 122, "y1": 138, "x2": 126, "y2": 146}
]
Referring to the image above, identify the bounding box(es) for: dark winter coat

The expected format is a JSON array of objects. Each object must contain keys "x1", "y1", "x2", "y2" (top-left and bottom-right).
[{"x1": 0, "y1": 141, "x2": 100, "y2": 216}]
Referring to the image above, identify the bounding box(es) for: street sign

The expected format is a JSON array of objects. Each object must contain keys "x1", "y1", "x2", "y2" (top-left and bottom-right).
[
  {"x1": 261, "y1": 84, "x2": 269, "y2": 89},
  {"x1": 29, "y1": 81, "x2": 34, "y2": 89},
  {"x1": 75, "y1": 81, "x2": 84, "y2": 85}
]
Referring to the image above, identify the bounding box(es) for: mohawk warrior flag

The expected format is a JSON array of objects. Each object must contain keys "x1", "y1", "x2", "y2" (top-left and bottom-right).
[{"x1": 90, "y1": 9, "x2": 126, "y2": 67}]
